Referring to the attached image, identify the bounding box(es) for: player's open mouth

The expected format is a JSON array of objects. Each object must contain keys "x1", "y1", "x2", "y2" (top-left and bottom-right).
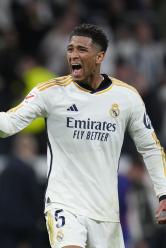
[{"x1": 71, "y1": 63, "x2": 83, "y2": 77}]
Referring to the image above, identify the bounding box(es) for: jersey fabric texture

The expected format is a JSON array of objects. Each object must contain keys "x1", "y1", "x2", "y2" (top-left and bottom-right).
[{"x1": 0, "y1": 74, "x2": 166, "y2": 222}]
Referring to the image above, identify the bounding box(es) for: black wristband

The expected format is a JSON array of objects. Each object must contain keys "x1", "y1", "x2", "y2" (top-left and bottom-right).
[{"x1": 159, "y1": 195, "x2": 166, "y2": 202}]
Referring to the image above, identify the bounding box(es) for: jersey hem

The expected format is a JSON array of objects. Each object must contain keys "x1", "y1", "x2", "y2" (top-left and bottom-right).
[{"x1": 44, "y1": 203, "x2": 120, "y2": 222}]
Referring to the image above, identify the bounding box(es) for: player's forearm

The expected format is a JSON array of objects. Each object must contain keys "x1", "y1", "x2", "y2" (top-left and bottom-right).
[
  {"x1": 142, "y1": 148, "x2": 166, "y2": 197},
  {"x1": 130, "y1": 117, "x2": 166, "y2": 197},
  {"x1": 0, "y1": 112, "x2": 26, "y2": 137}
]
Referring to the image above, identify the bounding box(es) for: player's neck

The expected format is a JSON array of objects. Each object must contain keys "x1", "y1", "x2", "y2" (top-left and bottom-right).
[{"x1": 88, "y1": 74, "x2": 104, "y2": 90}]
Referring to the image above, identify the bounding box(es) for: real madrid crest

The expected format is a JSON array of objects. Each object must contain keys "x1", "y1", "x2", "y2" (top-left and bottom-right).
[
  {"x1": 110, "y1": 103, "x2": 120, "y2": 118},
  {"x1": 56, "y1": 229, "x2": 64, "y2": 242}
]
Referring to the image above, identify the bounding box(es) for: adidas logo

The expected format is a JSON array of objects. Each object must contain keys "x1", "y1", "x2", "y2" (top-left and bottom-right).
[{"x1": 67, "y1": 104, "x2": 78, "y2": 111}]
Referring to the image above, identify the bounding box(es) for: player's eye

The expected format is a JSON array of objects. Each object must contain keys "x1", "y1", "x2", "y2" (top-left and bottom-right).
[
  {"x1": 67, "y1": 47, "x2": 73, "y2": 52},
  {"x1": 79, "y1": 47, "x2": 88, "y2": 52}
]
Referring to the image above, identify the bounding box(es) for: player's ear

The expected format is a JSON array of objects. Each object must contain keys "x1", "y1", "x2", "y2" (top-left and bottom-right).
[{"x1": 96, "y1": 51, "x2": 105, "y2": 64}]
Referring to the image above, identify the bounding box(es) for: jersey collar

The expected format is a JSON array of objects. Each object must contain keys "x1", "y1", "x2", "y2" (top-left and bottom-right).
[{"x1": 74, "y1": 74, "x2": 112, "y2": 94}]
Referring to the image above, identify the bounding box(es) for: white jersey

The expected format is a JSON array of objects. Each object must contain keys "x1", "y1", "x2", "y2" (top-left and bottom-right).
[{"x1": 0, "y1": 74, "x2": 166, "y2": 222}]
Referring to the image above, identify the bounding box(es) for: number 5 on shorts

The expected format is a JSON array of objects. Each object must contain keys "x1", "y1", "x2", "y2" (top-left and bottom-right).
[{"x1": 55, "y1": 209, "x2": 65, "y2": 228}]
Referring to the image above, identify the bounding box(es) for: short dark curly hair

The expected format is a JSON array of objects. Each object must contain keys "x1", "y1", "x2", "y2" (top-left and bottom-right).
[{"x1": 69, "y1": 23, "x2": 108, "y2": 52}]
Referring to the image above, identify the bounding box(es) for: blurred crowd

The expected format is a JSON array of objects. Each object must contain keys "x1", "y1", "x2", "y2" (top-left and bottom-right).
[{"x1": 0, "y1": 0, "x2": 166, "y2": 248}]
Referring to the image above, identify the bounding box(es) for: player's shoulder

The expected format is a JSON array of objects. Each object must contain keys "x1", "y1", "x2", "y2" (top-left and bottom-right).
[
  {"x1": 36, "y1": 75, "x2": 72, "y2": 92},
  {"x1": 110, "y1": 76, "x2": 144, "y2": 106},
  {"x1": 110, "y1": 77, "x2": 138, "y2": 95}
]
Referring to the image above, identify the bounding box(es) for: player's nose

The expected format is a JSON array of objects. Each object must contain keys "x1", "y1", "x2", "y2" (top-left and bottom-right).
[{"x1": 70, "y1": 49, "x2": 79, "y2": 59}]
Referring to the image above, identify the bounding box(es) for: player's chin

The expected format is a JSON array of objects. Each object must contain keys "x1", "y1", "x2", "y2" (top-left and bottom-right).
[{"x1": 71, "y1": 73, "x2": 84, "y2": 83}]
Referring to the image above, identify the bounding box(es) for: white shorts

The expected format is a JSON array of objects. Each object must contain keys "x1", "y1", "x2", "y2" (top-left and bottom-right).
[{"x1": 45, "y1": 208, "x2": 125, "y2": 248}]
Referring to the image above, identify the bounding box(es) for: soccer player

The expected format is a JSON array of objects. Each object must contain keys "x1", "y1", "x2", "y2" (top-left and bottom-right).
[{"x1": 0, "y1": 23, "x2": 166, "y2": 248}]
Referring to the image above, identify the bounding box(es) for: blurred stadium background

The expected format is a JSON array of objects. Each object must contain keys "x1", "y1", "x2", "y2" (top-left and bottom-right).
[{"x1": 0, "y1": 0, "x2": 166, "y2": 247}]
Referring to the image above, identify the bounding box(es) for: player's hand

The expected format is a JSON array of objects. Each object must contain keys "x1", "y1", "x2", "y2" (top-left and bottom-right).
[{"x1": 156, "y1": 199, "x2": 166, "y2": 224}]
